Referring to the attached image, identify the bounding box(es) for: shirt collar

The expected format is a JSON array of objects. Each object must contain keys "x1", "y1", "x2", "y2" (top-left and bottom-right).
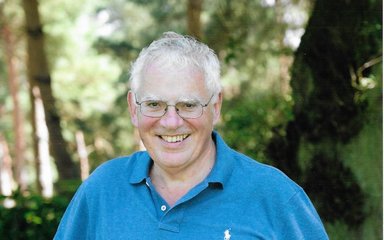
[
  {"x1": 206, "y1": 131, "x2": 235, "y2": 188},
  {"x1": 128, "y1": 131, "x2": 235, "y2": 188},
  {"x1": 128, "y1": 151, "x2": 152, "y2": 184}
]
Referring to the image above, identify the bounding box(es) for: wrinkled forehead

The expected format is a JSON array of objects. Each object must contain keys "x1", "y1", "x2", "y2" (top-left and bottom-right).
[
  {"x1": 142, "y1": 60, "x2": 206, "y2": 84},
  {"x1": 137, "y1": 60, "x2": 210, "y2": 100}
]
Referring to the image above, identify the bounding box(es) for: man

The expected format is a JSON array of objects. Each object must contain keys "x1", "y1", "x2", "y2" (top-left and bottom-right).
[{"x1": 55, "y1": 32, "x2": 328, "y2": 239}]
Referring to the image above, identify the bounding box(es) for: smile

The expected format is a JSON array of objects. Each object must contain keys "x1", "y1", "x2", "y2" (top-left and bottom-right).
[{"x1": 160, "y1": 134, "x2": 189, "y2": 143}]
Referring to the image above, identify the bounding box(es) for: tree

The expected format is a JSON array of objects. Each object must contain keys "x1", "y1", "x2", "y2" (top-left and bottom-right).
[
  {"x1": 267, "y1": 0, "x2": 382, "y2": 236},
  {"x1": 22, "y1": 0, "x2": 79, "y2": 180},
  {"x1": 0, "y1": 0, "x2": 27, "y2": 191},
  {"x1": 207, "y1": 0, "x2": 309, "y2": 163},
  {"x1": 0, "y1": 134, "x2": 14, "y2": 196},
  {"x1": 187, "y1": 0, "x2": 203, "y2": 39}
]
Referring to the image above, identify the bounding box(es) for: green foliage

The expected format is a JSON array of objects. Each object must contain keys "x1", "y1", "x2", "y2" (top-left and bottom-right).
[
  {"x1": 0, "y1": 192, "x2": 70, "y2": 239},
  {"x1": 268, "y1": 0, "x2": 382, "y2": 237},
  {"x1": 338, "y1": 66, "x2": 383, "y2": 238},
  {"x1": 304, "y1": 153, "x2": 366, "y2": 227},
  {"x1": 218, "y1": 83, "x2": 293, "y2": 164}
]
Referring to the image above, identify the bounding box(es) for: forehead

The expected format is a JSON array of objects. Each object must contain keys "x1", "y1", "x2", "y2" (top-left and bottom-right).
[{"x1": 138, "y1": 62, "x2": 209, "y2": 99}]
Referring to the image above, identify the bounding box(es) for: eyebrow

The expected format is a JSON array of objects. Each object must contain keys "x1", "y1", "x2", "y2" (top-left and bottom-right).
[
  {"x1": 139, "y1": 94, "x2": 163, "y2": 101},
  {"x1": 139, "y1": 94, "x2": 202, "y2": 102},
  {"x1": 177, "y1": 96, "x2": 201, "y2": 102}
]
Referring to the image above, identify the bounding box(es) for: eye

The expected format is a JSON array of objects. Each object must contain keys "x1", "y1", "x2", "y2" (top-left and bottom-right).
[
  {"x1": 178, "y1": 102, "x2": 199, "y2": 111},
  {"x1": 143, "y1": 101, "x2": 164, "y2": 109}
]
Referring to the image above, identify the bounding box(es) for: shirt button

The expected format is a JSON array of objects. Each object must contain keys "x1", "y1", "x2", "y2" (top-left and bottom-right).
[{"x1": 160, "y1": 205, "x2": 167, "y2": 211}]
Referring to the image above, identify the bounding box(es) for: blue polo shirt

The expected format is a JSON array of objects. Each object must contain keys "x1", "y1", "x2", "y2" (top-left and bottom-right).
[{"x1": 54, "y1": 132, "x2": 328, "y2": 239}]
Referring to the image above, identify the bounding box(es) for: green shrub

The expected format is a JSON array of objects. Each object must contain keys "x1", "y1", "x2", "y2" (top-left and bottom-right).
[{"x1": 0, "y1": 191, "x2": 70, "y2": 240}]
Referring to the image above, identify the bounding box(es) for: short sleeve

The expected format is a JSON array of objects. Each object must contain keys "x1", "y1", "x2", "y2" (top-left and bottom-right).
[
  {"x1": 54, "y1": 183, "x2": 90, "y2": 240},
  {"x1": 276, "y1": 189, "x2": 329, "y2": 240}
]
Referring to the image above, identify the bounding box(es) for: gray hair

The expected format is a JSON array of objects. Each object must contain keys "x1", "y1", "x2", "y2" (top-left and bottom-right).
[{"x1": 129, "y1": 32, "x2": 221, "y2": 95}]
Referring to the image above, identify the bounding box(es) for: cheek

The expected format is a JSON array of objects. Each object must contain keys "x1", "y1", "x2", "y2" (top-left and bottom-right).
[
  {"x1": 202, "y1": 109, "x2": 216, "y2": 124},
  {"x1": 189, "y1": 116, "x2": 214, "y2": 132},
  {"x1": 137, "y1": 116, "x2": 158, "y2": 131}
]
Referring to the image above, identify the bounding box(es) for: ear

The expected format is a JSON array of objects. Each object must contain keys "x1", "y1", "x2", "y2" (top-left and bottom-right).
[
  {"x1": 212, "y1": 92, "x2": 223, "y2": 125},
  {"x1": 127, "y1": 91, "x2": 139, "y2": 127}
]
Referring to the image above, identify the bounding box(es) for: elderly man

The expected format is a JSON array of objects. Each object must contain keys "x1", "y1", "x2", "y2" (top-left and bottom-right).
[{"x1": 55, "y1": 32, "x2": 328, "y2": 239}]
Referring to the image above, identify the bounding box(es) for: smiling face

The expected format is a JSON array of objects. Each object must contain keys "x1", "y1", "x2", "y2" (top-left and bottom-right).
[{"x1": 128, "y1": 63, "x2": 222, "y2": 174}]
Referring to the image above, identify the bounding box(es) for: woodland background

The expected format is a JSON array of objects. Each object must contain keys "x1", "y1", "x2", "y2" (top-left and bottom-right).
[{"x1": 0, "y1": 0, "x2": 382, "y2": 239}]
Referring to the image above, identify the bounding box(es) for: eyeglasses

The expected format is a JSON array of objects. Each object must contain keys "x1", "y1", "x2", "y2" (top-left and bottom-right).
[{"x1": 135, "y1": 94, "x2": 214, "y2": 119}]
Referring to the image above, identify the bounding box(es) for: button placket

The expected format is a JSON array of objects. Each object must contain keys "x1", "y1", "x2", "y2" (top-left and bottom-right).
[
  {"x1": 158, "y1": 204, "x2": 185, "y2": 233},
  {"x1": 145, "y1": 178, "x2": 170, "y2": 217}
]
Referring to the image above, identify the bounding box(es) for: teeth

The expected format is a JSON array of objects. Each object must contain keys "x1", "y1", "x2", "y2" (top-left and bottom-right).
[{"x1": 161, "y1": 134, "x2": 189, "y2": 143}]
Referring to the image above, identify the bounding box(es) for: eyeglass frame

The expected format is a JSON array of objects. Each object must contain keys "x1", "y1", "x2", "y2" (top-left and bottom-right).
[{"x1": 134, "y1": 93, "x2": 215, "y2": 119}]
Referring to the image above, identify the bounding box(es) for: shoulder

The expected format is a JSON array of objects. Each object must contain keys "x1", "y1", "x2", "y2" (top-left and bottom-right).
[
  {"x1": 92, "y1": 151, "x2": 146, "y2": 173},
  {"x1": 229, "y1": 149, "x2": 302, "y2": 200},
  {"x1": 214, "y1": 132, "x2": 301, "y2": 199},
  {"x1": 83, "y1": 151, "x2": 147, "y2": 188},
  {"x1": 90, "y1": 155, "x2": 129, "y2": 177}
]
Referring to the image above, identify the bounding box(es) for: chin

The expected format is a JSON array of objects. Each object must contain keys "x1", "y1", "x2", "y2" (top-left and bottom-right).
[{"x1": 154, "y1": 151, "x2": 191, "y2": 167}]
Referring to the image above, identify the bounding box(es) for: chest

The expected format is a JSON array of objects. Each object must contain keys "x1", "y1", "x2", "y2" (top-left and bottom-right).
[{"x1": 89, "y1": 182, "x2": 278, "y2": 240}]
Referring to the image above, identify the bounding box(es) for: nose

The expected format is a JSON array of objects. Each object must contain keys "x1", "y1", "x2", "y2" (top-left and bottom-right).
[{"x1": 159, "y1": 106, "x2": 184, "y2": 129}]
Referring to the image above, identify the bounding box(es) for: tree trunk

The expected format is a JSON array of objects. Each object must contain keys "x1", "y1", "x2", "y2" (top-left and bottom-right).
[
  {"x1": 267, "y1": 0, "x2": 382, "y2": 234},
  {"x1": 75, "y1": 131, "x2": 89, "y2": 181},
  {"x1": 0, "y1": 135, "x2": 15, "y2": 196},
  {"x1": 187, "y1": 0, "x2": 203, "y2": 40},
  {"x1": 1, "y1": 9, "x2": 27, "y2": 191},
  {"x1": 274, "y1": 0, "x2": 292, "y2": 96},
  {"x1": 32, "y1": 86, "x2": 53, "y2": 197},
  {"x1": 22, "y1": 0, "x2": 79, "y2": 180}
]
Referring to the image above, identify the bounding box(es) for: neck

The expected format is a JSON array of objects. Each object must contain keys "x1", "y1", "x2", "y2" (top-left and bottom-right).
[{"x1": 150, "y1": 139, "x2": 216, "y2": 206}]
